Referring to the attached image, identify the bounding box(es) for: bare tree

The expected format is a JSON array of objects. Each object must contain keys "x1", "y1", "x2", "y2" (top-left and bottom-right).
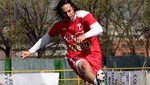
[
  {"x1": 0, "y1": 0, "x2": 14, "y2": 58},
  {"x1": 74, "y1": 0, "x2": 104, "y2": 22},
  {"x1": 143, "y1": 0, "x2": 150, "y2": 57},
  {"x1": 99, "y1": 0, "x2": 148, "y2": 57},
  {"x1": 14, "y1": 0, "x2": 56, "y2": 58}
]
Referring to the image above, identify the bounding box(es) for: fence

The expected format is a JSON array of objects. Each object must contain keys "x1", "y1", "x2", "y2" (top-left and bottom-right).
[
  {"x1": 0, "y1": 69, "x2": 81, "y2": 85},
  {"x1": 1, "y1": 67, "x2": 150, "y2": 85}
]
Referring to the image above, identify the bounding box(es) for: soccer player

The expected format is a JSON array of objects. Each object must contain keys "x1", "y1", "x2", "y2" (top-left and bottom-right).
[{"x1": 21, "y1": 0, "x2": 104, "y2": 85}]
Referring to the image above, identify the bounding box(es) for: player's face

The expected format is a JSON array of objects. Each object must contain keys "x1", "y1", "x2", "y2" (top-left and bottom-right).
[{"x1": 61, "y1": 3, "x2": 75, "y2": 21}]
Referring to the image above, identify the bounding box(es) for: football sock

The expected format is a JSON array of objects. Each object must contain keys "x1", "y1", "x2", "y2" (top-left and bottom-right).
[{"x1": 94, "y1": 78, "x2": 98, "y2": 85}]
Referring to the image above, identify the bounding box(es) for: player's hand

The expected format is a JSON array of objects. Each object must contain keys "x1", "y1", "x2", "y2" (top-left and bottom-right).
[
  {"x1": 76, "y1": 35, "x2": 86, "y2": 43},
  {"x1": 21, "y1": 51, "x2": 31, "y2": 59}
]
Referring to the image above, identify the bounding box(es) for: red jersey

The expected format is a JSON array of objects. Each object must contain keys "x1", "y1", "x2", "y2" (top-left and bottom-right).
[{"x1": 48, "y1": 10, "x2": 101, "y2": 59}]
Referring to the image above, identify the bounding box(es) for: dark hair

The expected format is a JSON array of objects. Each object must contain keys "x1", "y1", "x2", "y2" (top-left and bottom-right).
[{"x1": 54, "y1": 0, "x2": 80, "y2": 20}]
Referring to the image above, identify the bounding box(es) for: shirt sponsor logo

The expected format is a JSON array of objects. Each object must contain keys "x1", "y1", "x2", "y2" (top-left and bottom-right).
[{"x1": 69, "y1": 41, "x2": 90, "y2": 51}]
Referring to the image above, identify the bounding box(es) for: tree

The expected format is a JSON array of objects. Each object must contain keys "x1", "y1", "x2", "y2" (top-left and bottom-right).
[
  {"x1": 74, "y1": 0, "x2": 104, "y2": 22},
  {"x1": 0, "y1": 0, "x2": 14, "y2": 58},
  {"x1": 14, "y1": 0, "x2": 56, "y2": 58},
  {"x1": 143, "y1": 0, "x2": 150, "y2": 57},
  {"x1": 99, "y1": 0, "x2": 148, "y2": 57}
]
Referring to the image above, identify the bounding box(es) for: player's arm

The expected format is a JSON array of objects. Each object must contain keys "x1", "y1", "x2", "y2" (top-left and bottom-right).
[
  {"x1": 83, "y1": 22, "x2": 103, "y2": 38},
  {"x1": 76, "y1": 22, "x2": 103, "y2": 43},
  {"x1": 21, "y1": 33, "x2": 51, "y2": 59},
  {"x1": 76, "y1": 11, "x2": 103, "y2": 43}
]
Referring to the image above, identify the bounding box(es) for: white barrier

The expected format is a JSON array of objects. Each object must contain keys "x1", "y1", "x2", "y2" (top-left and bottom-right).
[
  {"x1": 0, "y1": 74, "x2": 5, "y2": 84},
  {"x1": 147, "y1": 72, "x2": 150, "y2": 85},
  {"x1": 1, "y1": 71, "x2": 150, "y2": 85},
  {"x1": 0, "y1": 74, "x2": 13, "y2": 85},
  {"x1": 0, "y1": 73, "x2": 59, "y2": 85},
  {"x1": 106, "y1": 71, "x2": 146, "y2": 85},
  {"x1": 130, "y1": 71, "x2": 146, "y2": 85},
  {"x1": 106, "y1": 71, "x2": 130, "y2": 85}
]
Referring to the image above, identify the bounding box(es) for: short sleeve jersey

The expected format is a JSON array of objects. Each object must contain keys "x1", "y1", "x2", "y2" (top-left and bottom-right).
[{"x1": 48, "y1": 10, "x2": 101, "y2": 58}]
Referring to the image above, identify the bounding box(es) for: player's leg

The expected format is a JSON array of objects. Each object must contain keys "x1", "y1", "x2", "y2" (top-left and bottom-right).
[
  {"x1": 67, "y1": 55, "x2": 105, "y2": 85},
  {"x1": 84, "y1": 81, "x2": 94, "y2": 85},
  {"x1": 67, "y1": 58, "x2": 95, "y2": 84},
  {"x1": 83, "y1": 53, "x2": 105, "y2": 85},
  {"x1": 77, "y1": 59, "x2": 96, "y2": 84},
  {"x1": 77, "y1": 59, "x2": 104, "y2": 85}
]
